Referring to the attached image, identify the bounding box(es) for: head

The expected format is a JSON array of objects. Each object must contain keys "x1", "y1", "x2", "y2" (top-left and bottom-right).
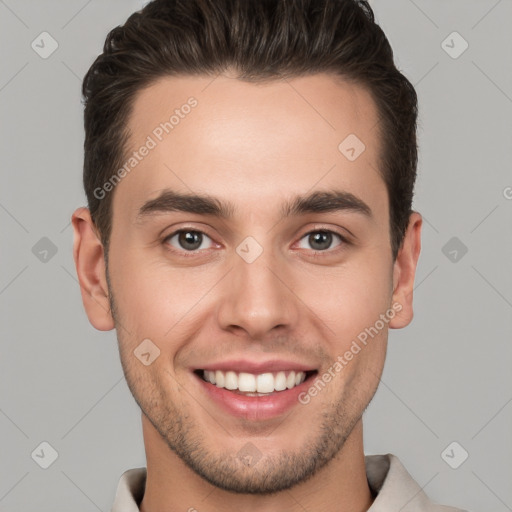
[{"x1": 73, "y1": 0, "x2": 421, "y2": 495}]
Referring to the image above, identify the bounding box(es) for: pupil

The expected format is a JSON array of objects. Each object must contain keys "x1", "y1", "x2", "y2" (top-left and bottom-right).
[
  {"x1": 179, "y1": 231, "x2": 202, "y2": 250},
  {"x1": 310, "y1": 232, "x2": 331, "y2": 250}
]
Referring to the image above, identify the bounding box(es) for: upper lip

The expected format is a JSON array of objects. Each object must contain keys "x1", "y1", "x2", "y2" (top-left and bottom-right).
[{"x1": 195, "y1": 359, "x2": 317, "y2": 374}]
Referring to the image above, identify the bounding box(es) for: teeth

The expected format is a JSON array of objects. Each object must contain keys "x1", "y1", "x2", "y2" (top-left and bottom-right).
[
  {"x1": 215, "y1": 370, "x2": 224, "y2": 387},
  {"x1": 225, "y1": 371, "x2": 237, "y2": 390},
  {"x1": 256, "y1": 373, "x2": 274, "y2": 393},
  {"x1": 286, "y1": 372, "x2": 295, "y2": 389},
  {"x1": 202, "y1": 369, "x2": 307, "y2": 393},
  {"x1": 238, "y1": 372, "x2": 256, "y2": 392},
  {"x1": 274, "y1": 371, "x2": 287, "y2": 391}
]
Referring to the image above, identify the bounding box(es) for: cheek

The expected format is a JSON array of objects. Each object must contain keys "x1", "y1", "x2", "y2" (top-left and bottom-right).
[
  {"x1": 299, "y1": 256, "x2": 393, "y2": 341},
  {"x1": 110, "y1": 236, "x2": 393, "y2": 351},
  {"x1": 116, "y1": 332, "x2": 174, "y2": 417},
  {"x1": 109, "y1": 249, "x2": 222, "y2": 340}
]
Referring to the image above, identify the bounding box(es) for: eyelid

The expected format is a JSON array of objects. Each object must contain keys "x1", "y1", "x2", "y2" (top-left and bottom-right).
[
  {"x1": 162, "y1": 224, "x2": 351, "y2": 256},
  {"x1": 296, "y1": 222, "x2": 351, "y2": 242},
  {"x1": 294, "y1": 227, "x2": 349, "y2": 252},
  {"x1": 162, "y1": 226, "x2": 219, "y2": 255}
]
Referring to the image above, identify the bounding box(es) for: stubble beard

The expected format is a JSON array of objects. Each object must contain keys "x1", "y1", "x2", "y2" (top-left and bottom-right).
[{"x1": 105, "y1": 269, "x2": 370, "y2": 495}]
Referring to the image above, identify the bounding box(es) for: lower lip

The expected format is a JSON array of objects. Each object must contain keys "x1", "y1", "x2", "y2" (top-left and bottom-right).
[{"x1": 194, "y1": 372, "x2": 316, "y2": 421}]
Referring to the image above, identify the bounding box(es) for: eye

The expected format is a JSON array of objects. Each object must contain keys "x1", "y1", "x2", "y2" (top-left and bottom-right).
[
  {"x1": 164, "y1": 229, "x2": 214, "y2": 252},
  {"x1": 296, "y1": 230, "x2": 344, "y2": 252}
]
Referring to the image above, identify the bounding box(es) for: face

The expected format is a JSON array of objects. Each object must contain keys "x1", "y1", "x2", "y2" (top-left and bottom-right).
[{"x1": 74, "y1": 72, "x2": 421, "y2": 494}]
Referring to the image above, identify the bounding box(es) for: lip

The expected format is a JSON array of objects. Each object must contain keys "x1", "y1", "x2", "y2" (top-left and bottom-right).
[
  {"x1": 193, "y1": 368, "x2": 317, "y2": 421},
  {"x1": 197, "y1": 359, "x2": 317, "y2": 374}
]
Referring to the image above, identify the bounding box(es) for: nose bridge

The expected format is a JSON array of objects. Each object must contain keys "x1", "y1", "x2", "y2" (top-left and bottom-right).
[{"x1": 216, "y1": 236, "x2": 298, "y2": 338}]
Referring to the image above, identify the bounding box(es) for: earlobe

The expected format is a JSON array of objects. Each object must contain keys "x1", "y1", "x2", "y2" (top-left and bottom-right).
[
  {"x1": 389, "y1": 212, "x2": 422, "y2": 329},
  {"x1": 71, "y1": 207, "x2": 115, "y2": 331}
]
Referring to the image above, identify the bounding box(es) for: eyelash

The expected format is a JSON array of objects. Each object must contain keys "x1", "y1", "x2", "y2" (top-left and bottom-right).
[{"x1": 162, "y1": 226, "x2": 350, "y2": 258}]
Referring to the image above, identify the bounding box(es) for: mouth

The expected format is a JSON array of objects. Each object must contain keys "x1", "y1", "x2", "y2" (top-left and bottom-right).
[
  {"x1": 192, "y1": 367, "x2": 318, "y2": 420},
  {"x1": 194, "y1": 369, "x2": 318, "y2": 396}
]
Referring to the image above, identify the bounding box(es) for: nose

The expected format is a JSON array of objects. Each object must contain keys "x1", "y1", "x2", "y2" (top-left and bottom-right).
[{"x1": 216, "y1": 243, "x2": 299, "y2": 340}]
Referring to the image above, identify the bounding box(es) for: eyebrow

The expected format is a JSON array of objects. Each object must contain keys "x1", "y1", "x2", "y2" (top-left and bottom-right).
[{"x1": 137, "y1": 189, "x2": 372, "y2": 221}]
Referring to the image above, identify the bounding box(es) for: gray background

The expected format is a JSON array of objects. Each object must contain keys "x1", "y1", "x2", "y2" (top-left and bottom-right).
[{"x1": 1, "y1": 0, "x2": 511, "y2": 510}]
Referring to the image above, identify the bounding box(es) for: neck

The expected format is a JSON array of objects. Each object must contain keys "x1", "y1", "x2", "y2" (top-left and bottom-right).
[{"x1": 139, "y1": 414, "x2": 373, "y2": 512}]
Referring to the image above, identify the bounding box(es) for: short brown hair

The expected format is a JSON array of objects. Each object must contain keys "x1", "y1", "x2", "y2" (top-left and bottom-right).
[{"x1": 82, "y1": 0, "x2": 418, "y2": 259}]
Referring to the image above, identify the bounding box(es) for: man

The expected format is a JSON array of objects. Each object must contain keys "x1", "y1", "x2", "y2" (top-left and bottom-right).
[{"x1": 71, "y1": 0, "x2": 465, "y2": 510}]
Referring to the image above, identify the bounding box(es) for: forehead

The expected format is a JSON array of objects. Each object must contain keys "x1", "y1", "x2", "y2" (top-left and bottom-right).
[{"x1": 113, "y1": 73, "x2": 386, "y2": 223}]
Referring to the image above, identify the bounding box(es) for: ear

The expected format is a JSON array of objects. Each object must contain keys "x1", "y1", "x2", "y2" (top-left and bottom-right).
[
  {"x1": 71, "y1": 207, "x2": 115, "y2": 331},
  {"x1": 389, "y1": 212, "x2": 422, "y2": 329}
]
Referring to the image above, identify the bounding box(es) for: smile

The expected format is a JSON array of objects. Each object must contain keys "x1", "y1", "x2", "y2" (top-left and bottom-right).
[
  {"x1": 193, "y1": 366, "x2": 318, "y2": 420},
  {"x1": 198, "y1": 369, "x2": 315, "y2": 396}
]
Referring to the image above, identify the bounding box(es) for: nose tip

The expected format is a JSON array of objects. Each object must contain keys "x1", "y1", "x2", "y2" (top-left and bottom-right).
[{"x1": 215, "y1": 254, "x2": 299, "y2": 340}]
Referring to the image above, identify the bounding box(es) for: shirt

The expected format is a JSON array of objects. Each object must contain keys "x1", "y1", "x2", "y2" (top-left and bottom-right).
[{"x1": 111, "y1": 453, "x2": 466, "y2": 511}]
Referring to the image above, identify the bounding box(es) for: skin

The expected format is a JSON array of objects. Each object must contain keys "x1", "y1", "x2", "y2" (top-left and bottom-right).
[{"x1": 72, "y1": 72, "x2": 422, "y2": 512}]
